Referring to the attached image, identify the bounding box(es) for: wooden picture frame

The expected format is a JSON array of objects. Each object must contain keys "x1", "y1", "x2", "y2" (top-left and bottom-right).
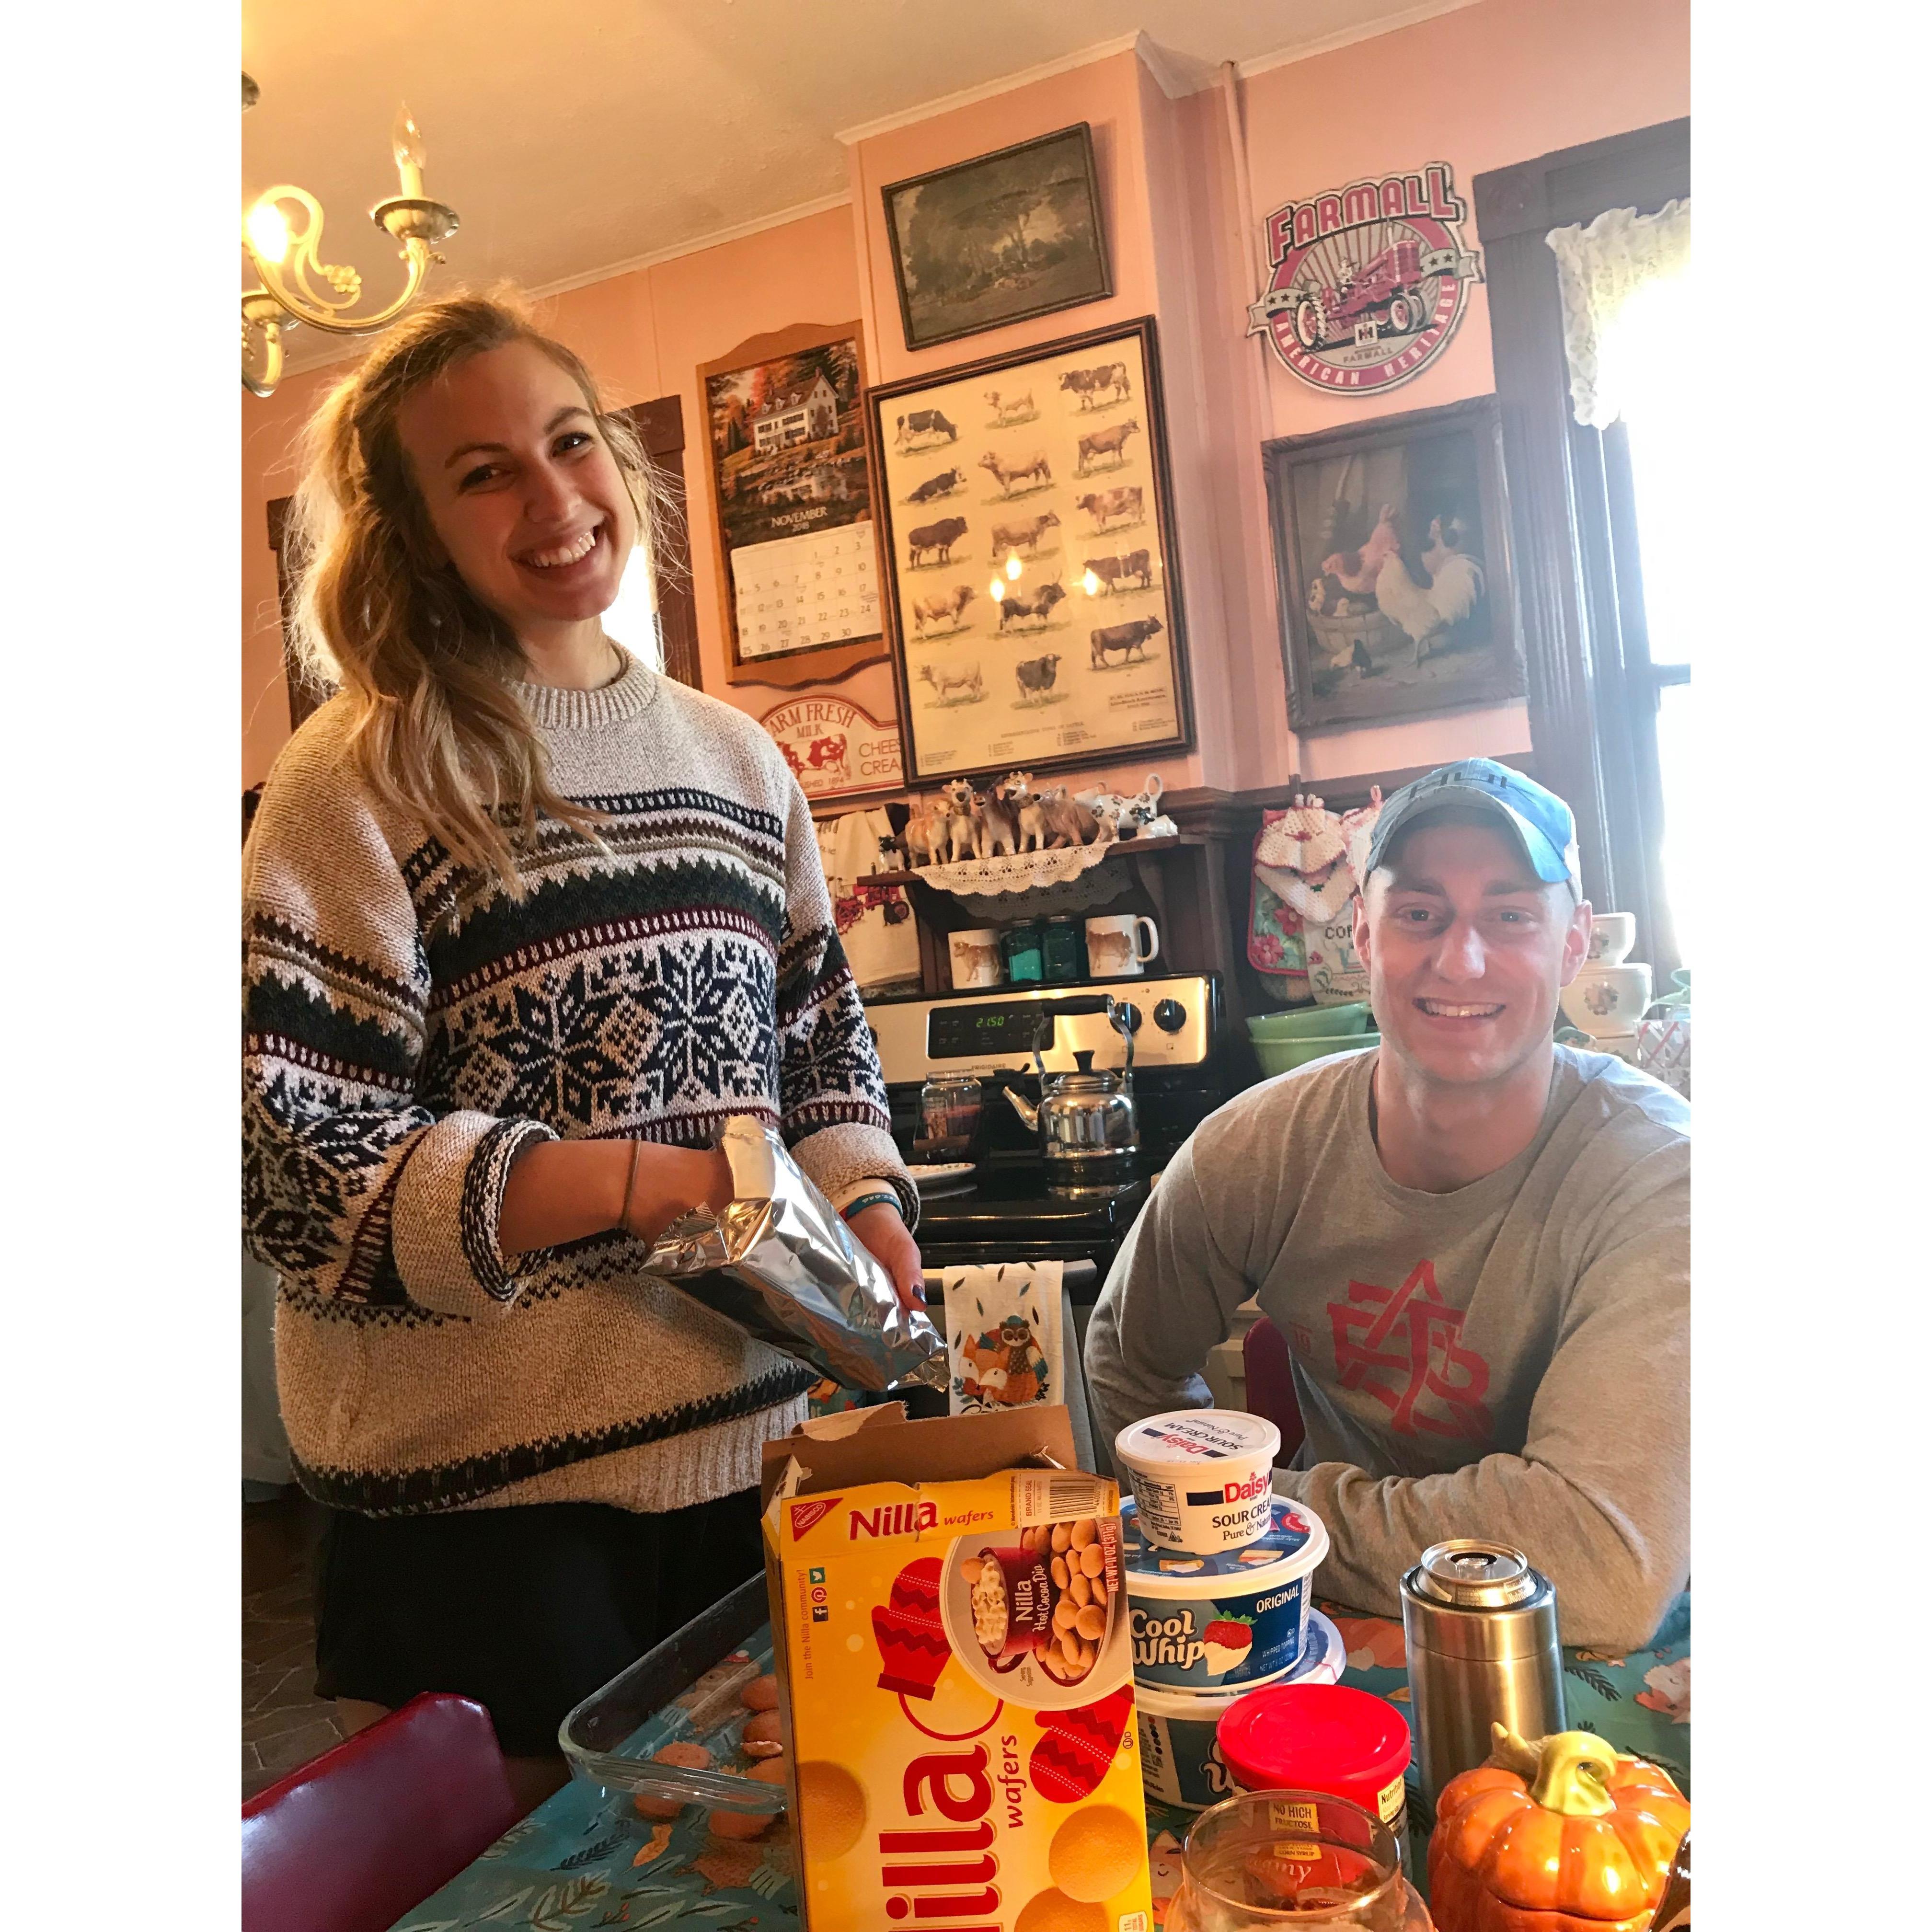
[
  {"x1": 1263, "y1": 396, "x2": 1525, "y2": 733},
  {"x1": 698, "y1": 322, "x2": 891, "y2": 688},
  {"x1": 868, "y1": 315, "x2": 1193, "y2": 785},
  {"x1": 882, "y1": 124, "x2": 1113, "y2": 354}
]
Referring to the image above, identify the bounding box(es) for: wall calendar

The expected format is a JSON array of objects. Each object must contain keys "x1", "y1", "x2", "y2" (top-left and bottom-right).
[{"x1": 729, "y1": 521, "x2": 880, "y2": 659}]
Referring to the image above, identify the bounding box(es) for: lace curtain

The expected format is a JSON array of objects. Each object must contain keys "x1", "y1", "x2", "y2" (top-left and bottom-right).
[{"x1": 1545, "y1": 198, "x2": 1690, "y2": 429}]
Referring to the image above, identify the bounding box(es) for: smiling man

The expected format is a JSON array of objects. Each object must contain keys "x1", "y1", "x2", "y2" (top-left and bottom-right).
[{"x1": 1085, "y1": 760, "x2": 1689, "y2": 1651}]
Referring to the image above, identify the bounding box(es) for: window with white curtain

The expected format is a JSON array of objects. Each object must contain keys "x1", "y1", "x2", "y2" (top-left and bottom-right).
[{"x1": 1547, "y1": 198, "x2": 1692, "y2": 963}]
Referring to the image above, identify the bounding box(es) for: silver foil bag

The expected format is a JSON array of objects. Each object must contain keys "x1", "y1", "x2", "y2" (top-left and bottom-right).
[{"x1": 644, "y1": 1116, "x2": 947, "y2": 1392}]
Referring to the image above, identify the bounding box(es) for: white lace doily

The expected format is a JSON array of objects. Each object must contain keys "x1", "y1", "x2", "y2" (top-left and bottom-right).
[{"x1": 910, "y1": 837, "x2": 1121, "y2": 897}]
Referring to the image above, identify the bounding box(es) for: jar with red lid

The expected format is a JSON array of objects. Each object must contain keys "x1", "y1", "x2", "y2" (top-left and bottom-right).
[{"x1": 1216, "y1": 1682, "x2": 1414, "y2": 1855}]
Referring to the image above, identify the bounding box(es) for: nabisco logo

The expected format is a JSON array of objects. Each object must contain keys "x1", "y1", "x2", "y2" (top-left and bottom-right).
[
  {"x1": 789, "y1": 1495, "x2": 843, "y2": 1540},
  {"x1": 851, "y1": 1500, "x2": 938, "y2": 1541}
]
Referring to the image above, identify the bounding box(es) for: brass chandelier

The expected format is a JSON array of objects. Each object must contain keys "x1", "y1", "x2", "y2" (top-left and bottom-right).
[{"x1": 241, "y1": 73, "x2": 460, "y2": 397}]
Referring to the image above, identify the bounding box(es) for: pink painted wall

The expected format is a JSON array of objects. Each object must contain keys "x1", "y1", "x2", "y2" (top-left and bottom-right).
[
  {"x1": 241, "y1": 0, "x2": 1689, "y2": 799},
  {"x1": 1234, "y1": 0, "x2": 1691, "y2": 782}
]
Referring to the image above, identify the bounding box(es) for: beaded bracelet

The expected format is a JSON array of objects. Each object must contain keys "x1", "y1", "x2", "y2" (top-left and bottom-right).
[{"x1": 841, "y1": 1190, "x2": 901, "y2": 1222}]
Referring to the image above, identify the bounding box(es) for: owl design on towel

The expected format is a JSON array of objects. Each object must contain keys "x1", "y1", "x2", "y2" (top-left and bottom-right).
[{"x1": 960, "y1": 1314, "x2": 1049, "y2": 1407}]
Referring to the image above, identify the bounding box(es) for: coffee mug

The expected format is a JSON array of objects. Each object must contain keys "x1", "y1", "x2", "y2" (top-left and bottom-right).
[
  {"x1": 1084, "y1": 914, "x2": 1159, "y2": 978},
  {"x1": 1586, "y1": 911, "x2": 1637, "y2": 966},
  {"x1": 1560, "y1": 962, "x2": 1653, "y2": 1035},
  {"x1": 948, "y1": 928, "x2": 1004, "y2": 990}
]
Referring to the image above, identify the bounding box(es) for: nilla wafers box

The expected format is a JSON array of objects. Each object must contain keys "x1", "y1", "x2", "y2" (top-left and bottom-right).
[{"x1": 761, "y1": 1403, "x2": 1154, "y2": 1932}]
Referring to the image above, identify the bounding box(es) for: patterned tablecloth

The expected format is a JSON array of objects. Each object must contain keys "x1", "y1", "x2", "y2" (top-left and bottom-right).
[{"x1": 387, "y1": 1595, "x2": 1689, "y2": 1931}]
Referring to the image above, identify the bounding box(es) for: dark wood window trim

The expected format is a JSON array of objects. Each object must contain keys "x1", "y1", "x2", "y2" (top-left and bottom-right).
[
  {"x1": 616, "y1": 396, "x2": 701, "y2": 690},
  {"x1": 1475, "y1": 118, "x2": 1689, "y2": 974},
  {"x1": 262, "y1": 393, "x2": 703, "y2": 737}
]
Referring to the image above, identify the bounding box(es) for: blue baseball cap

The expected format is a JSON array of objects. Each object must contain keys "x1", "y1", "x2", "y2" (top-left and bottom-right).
[{"x1": 1365, "y1": 759, "x2": 1581, "y2": 895}]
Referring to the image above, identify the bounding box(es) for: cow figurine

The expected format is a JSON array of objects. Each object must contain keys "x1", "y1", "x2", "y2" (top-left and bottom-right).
[
  {"x1": 973, "y1": 782, "x2": 1019, "y2": 860},
  {"x1": 1034, "y1": 785, "x2": 1110, "y2": 850},
  {"x1": 902, "y1": 795, "x2": 951, "y2": 869},
  {"x1": 941, "y1": 779, "x2": 980, "y2": 863}
]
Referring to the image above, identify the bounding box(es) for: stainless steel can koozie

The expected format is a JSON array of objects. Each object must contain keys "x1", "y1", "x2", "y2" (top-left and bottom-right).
[{"x1": 1400, "y1": 1540, "x2": 1565, "y2": 1817}]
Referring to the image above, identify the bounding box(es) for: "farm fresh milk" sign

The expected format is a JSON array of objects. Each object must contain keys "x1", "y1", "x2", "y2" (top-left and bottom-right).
[{"x1": 759, "y1": 695, "x2": 902, "y2": 800}]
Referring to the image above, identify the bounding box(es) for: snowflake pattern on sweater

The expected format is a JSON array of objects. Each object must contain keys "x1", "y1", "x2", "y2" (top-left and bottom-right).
[{"x1": 242, "y1": 660, "x2": 913, "y2": 1518}]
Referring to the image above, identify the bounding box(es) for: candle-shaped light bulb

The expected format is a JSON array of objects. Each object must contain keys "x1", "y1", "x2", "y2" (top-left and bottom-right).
[
  {"x1": 989, "y1": 577, "x2": 1005, "y2": 602},
  {"x1": 1081, "y1": 568, "x2": 1102, "y2": 597},
  {"x1": 247, "y1": 197, "x2": 290, "y2": 266},
  {"x1": 1005, "y1": 552, "x2": 1022, "y2": 581},
  {"x1": 392, "y1": 103, "x2": 426, "y2": 198}
]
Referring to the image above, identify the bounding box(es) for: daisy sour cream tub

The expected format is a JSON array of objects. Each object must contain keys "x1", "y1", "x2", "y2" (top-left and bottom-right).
[
  {"x1": 1114, "y1": 1409, "x2": 1281, "y2": 1553},
  {"x1": 1122, "y1": 1495, "x2": 1330, "y2": 1693}
]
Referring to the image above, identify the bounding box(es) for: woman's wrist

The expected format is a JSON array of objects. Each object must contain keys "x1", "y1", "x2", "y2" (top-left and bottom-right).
[
  {"x1": 618, "y1": 1142, "x2": 734, "y2": 1242},
  {"x1": 841, "y1": 1189, "x2": 902, "y2": 1223}
]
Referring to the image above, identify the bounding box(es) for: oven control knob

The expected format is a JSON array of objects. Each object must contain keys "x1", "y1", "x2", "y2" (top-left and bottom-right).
[
  {"x1": 1153, "y1": 999, "x2": 1186, "y2": 1033},
  {"x1": 1112, "y1": 1001, "x2": 1143, "y2": 1035}
]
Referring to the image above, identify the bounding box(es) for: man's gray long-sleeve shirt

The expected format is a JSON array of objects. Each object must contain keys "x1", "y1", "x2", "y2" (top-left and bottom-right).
[{"x1": 1085, "y1": 1046, "x2": 1689, "y2": 1651}]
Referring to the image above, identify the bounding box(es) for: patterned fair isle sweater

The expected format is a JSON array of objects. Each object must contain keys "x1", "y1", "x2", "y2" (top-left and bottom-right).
[{"x1": 242, "y1": 653, "x2": 915, "y2": 1519}]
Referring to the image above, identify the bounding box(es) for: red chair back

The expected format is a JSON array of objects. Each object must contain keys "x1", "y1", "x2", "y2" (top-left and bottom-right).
[
  {"x1": 242, "y1": 1693, "x2": 523, "y2": 1932},
  {"x1": 1242, "y1": 1313, "x2": 1307, "y2": 1463}
]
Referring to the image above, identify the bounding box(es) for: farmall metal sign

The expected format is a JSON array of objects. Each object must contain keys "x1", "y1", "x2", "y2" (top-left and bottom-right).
[
  {"x1": 761, "y1": 695, "x2": 903, "y2": 801},
  {"x1": 1249, "y1": 163, "x2": 1484, "y2": 395}
]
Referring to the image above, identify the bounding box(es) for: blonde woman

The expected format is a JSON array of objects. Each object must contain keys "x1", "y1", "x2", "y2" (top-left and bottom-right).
[{"x1": 243, "y1": 294, "x2": 920, "y2": 1802}]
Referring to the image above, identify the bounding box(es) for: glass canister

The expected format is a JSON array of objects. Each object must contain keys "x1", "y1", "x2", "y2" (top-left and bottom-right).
[
  {"x1": 918, "y1": 1072, "x2": 984, "y2": 1148},
  {"x1": 1000, "y1": 921, "x2": 1045, "y2": 984},
  {"x1": 1171, "y1": 1791, "x2": 1432, "y2": 1931},
  {"x1": 1041, "y1": 915, "x2": 1085, "y2": 983}
]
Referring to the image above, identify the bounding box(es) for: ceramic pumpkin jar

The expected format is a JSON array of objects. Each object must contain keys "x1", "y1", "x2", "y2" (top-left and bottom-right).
[{"x1": 1428, "y1": 1727, "x2": 1690, "y2": 1932}]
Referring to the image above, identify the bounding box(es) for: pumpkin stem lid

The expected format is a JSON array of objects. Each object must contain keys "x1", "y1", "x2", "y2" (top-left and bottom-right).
[{"x1": 1528, "y1": 1731, "x2": 1619, "y2": 1817}]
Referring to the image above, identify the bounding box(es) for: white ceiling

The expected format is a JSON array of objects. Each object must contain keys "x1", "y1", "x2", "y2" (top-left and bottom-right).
[{"x1": 242, "y1": 0, "x2": 1471, "y2": 376}]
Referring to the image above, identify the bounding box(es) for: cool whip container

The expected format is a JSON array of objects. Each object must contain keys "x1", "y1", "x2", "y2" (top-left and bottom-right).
[
  {"x1": 1122, "y1": 1495, "x2": 1330, "y2": 1693},
  {"x1": 1114, "y1": 1409, "x2": 1281, "y2": 1553},
  {"x1": 1137, "y1": 1609, "x2": 1342, "y2": 1811}
]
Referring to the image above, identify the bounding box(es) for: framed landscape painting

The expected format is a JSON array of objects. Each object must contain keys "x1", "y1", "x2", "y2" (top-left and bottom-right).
[
  {"x1": 1263, "y1": 396, "x2": 1524, "y2": 731},
  {"x1": 867, "y1": 315, "x2": 1192, "y2": 784},
  {"x1": 882, "y1": 124, "x2": 1113, "y2": 353}
]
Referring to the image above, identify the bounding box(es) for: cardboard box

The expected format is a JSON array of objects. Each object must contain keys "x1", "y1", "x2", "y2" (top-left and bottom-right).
[{"x1": 761, "y1": 1403, "x2": 1155, "y2": 1932}]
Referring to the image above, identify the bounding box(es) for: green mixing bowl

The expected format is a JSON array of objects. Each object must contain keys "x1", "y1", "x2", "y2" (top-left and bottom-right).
[
  {"x1": 1247, "y1": 1001, "x2": 1372, "y2": 1041},
  {"x1": 1254, "y1": 1032, "x2": 1380, "y2": 1077}
]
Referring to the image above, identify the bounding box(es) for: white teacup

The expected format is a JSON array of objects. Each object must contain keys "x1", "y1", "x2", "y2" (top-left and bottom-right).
[
  {"x1": 948, "y1": 928, "x2": 1004, "y2": 990},
  {"x1": 1561, "y1": 962, "x2": 1653, "y2": 1035},
  {"x1": 1084, "y1": 914, "x2": 1159, "y2": 978},
  {"x1": 1587, "y1": 911, "x2": 1637, "y2": 966}
]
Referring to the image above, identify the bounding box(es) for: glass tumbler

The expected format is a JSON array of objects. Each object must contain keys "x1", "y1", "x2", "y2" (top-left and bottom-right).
[{"x1": 1172, "y1": 1791, "x2": 1432, "y2": 1932}]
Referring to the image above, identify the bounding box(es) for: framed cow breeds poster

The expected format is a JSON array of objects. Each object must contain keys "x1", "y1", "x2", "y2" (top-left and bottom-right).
[
  {"x1": 700, "y1": 322, "x2": 891, "y2": 689},
  {"x1": 867, "y1": 316, "x2": 1193, "y2": 784}
]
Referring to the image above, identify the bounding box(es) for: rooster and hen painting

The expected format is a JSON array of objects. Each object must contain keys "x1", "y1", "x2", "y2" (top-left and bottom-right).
[{"x1": 1265, "y1": 397, "x2": 1525, "y2": 729}]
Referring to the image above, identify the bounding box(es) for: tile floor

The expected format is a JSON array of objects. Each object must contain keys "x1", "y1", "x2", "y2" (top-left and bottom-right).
[{"x1": 242, "y1": 1486, "x2": 344, "y2": 1797}]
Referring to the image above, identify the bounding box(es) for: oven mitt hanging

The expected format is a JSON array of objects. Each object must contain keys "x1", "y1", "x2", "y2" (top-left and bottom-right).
[{"x1": 1248, "y1": 815, "x2": 1309, "y2": 990}]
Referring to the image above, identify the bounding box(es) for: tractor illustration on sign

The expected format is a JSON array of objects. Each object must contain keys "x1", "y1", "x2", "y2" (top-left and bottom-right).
[{"x1": 1291, "y1": 238, "x2": 1434, "y2": 352}]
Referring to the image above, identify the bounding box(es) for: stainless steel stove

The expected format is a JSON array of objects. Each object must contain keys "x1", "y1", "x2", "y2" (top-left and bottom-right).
[{"x1": 867, "y1": 973, "x2": 1230, "y2": 1294}]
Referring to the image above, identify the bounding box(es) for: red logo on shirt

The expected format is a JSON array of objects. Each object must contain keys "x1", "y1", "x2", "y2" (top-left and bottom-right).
[{"x1": 1328, "y1": 1259, "x2": 1493, "y2": 1441}]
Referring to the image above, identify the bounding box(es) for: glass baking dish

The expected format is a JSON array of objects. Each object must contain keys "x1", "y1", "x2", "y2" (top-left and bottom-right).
[{"x1": 557, "y1": 1572, "x2": 788, "y2": 1827}]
